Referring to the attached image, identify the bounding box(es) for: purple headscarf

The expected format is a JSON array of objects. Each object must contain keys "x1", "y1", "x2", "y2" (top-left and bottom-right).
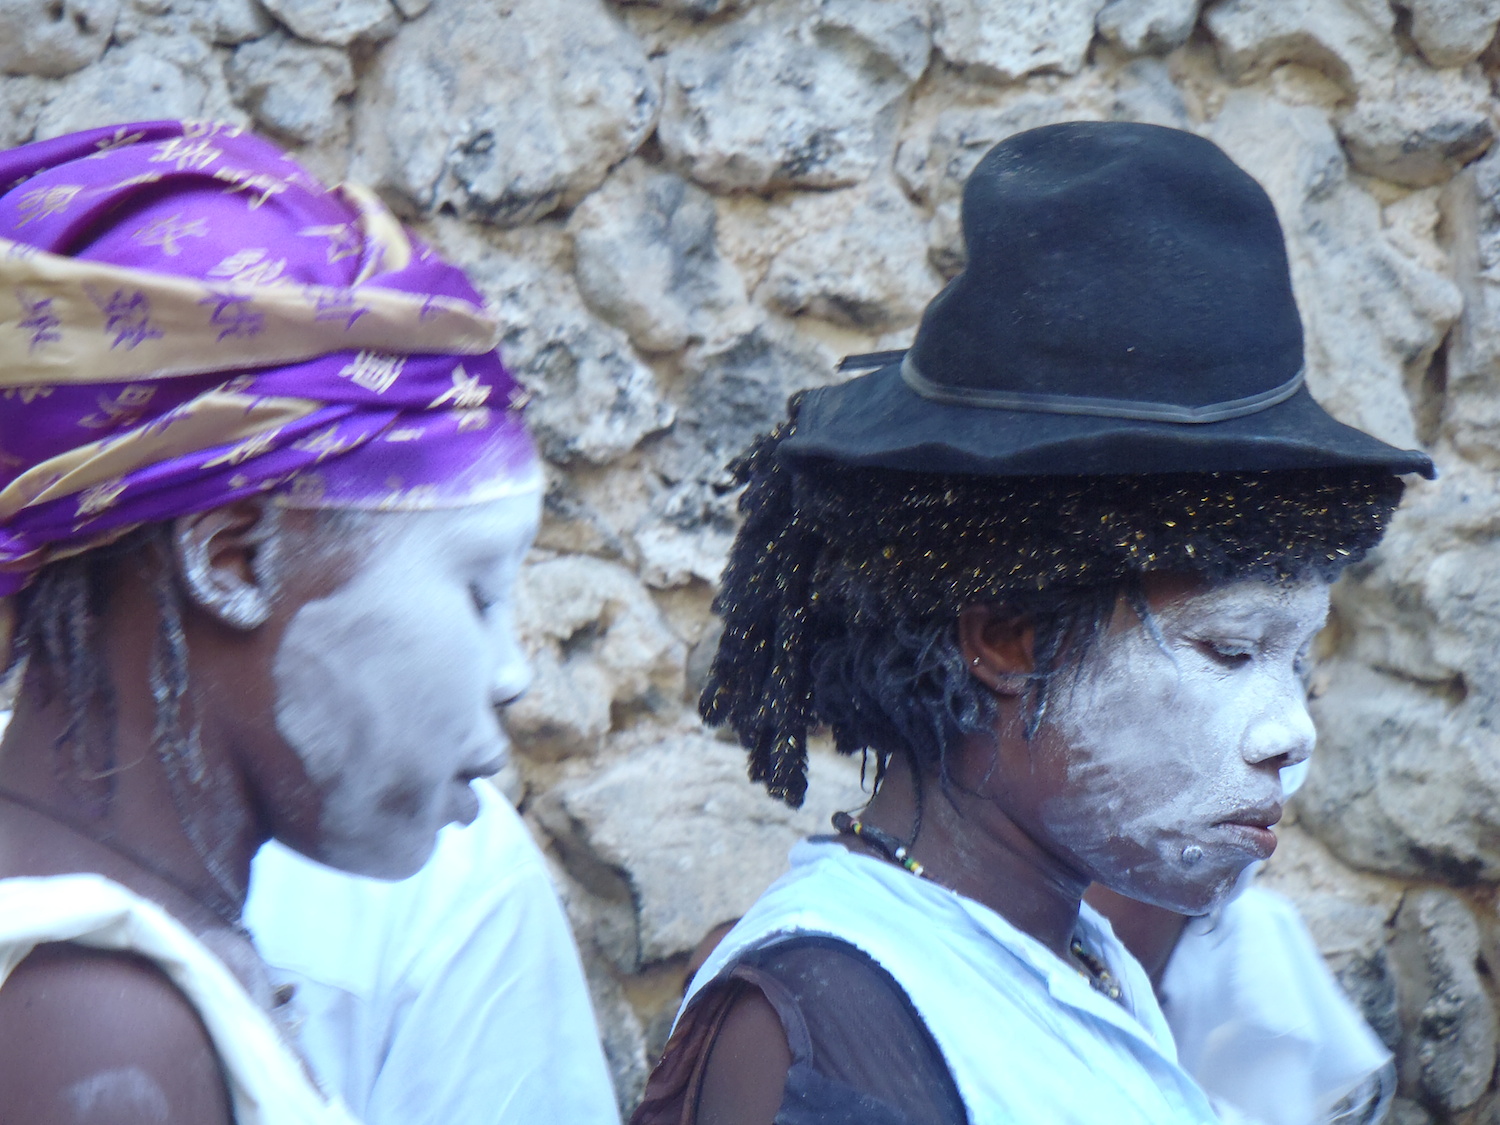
[{"x1": 0, "y1": 121, "x2": 540, "y2": 607}]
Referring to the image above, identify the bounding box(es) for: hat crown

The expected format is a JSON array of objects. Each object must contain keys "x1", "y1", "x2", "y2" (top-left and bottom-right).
[{"x1": 909, "y1": 122, "x2": 1303, "y2": 413}]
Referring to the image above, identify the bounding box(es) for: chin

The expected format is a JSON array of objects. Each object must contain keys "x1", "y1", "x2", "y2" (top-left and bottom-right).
[{"x1": 1114, "y1": 865, "x2": 1245, "y2": 918}]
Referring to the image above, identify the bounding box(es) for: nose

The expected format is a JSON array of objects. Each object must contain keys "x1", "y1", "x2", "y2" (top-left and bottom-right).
[
  {"x1": 1241, "y1": 683, "x2": 1316, "y2": 768},
  {"x1": 490, "y1": 632, "x2": 532, "y2": 708},
  {"x1": 484, "y1": 605, "x2": 532, "y2": 707}
]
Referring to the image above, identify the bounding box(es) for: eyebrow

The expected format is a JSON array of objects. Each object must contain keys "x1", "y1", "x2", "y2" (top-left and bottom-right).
[{"x1": 1162, "y1": 593, "x2": 1324, "y2": 633}]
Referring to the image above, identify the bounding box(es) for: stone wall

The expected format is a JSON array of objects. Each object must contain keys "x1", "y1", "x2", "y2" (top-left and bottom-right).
[{"x1": 6, "y1": 0, "x2": 1500, "y2": 1118}]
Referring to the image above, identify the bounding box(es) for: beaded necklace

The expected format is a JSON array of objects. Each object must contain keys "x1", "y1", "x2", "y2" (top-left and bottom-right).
[{"x1": 831, "y1": 810, "x2": 1124, "y2": 1003}]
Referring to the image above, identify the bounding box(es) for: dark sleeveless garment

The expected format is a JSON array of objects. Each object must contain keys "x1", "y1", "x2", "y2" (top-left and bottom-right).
[{"x1": 632, "y1": 935, "x2": 967, "y2": 1125}]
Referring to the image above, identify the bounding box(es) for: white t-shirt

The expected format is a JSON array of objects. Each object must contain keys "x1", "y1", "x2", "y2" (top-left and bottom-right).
[
  {"x1": 1160, "y1": 884, "x2": 1394, "y2": 1125},
  {"x1": 246, "y1": 782, "x2": 621, "y2": 1125}
]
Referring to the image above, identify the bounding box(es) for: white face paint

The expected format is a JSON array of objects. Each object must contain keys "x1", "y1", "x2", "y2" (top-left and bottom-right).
[
  {"x1": 66, "y1": 1066, "x2": 170, "y2": 1123},
  {"x1": 272, "y1": 490, "x2": 540, "y2": 879},
  {"x1": 1037, "y1": 577, "x2": 1329, "y2": 914}
]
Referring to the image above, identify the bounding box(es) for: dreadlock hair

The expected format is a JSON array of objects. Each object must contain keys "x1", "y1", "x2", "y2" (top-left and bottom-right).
[
  {"x1": 701, "y1": 394, "x2": 1407, "y2": 809},
  {"x1": 3, "y1": 525, "x2": 174, "y2": 816}
]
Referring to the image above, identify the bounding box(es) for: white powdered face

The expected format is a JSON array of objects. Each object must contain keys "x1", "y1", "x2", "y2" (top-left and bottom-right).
[
  {"x1": 1038, "y1": 578, "x2": 1329, "y2": 914},
  {"x1": 272, "y1": 490, "x2": 540, "y2": 878}
]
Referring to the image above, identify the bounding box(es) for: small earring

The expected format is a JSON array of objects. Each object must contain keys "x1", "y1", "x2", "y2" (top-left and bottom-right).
[{"x1": 970, "y1": 656, "x2": 982, "y2": 667}]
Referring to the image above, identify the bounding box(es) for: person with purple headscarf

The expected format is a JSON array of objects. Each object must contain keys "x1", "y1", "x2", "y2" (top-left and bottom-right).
[{"x1": 0, "y1": 120, "x2": 611, "y2": 1125}]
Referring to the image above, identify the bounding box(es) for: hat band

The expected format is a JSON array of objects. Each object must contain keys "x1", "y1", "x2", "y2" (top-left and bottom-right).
[{"x1": 900, "y1": 354, "x2": 1306, "y2": 424}]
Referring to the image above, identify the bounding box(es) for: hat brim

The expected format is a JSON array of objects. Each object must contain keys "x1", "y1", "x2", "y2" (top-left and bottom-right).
[{"x1": 780, "y1": 364, "x2": 1435, "y2": 479}]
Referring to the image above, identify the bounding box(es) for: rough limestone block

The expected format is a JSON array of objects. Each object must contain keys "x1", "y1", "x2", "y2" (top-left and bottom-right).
[
  {"x1": 1406, "y1": 0, "x2": 1500, "y2": 69},
  {"x1": 635, "y1": 326, "x2": 832, "y2": 588},
  {"x1": 1209, "y1": 93, "x2": 1459, "y2": 453},
  {"x1": 633, "y1": 509, "x2": 736, "y2": 590},
  {"x1": 657, "y1": 14, "x2": 915, "y2": 192},
  {"x1": 425, "y1": 222, "x2": 674, "y2": 467},
  {"x1": 761, "y1": 176, "x2": 942, "y2": 330},
  {"x1": 508, "y1": 557, "x2": 685, "y2": 761},
  {"x1": 932, "y1": 0, "x2": 1107, "y2": 82},
  {"x1": 34, "y1": 34, "x2": 246, "y2": 140},
  {"x1": 207, "y1": 0, "x2": 274, "y2": 44},
  {"x1": 656, "y1": 326, "x2": 831, "y2": 490},
  {"x1": 1391, "y1": 890, "x2": 1498, "y2": 1112},
  {"x1": 1390, "y1": 1099, "x2": 1436, "y2": 1125},
  {"x1": 1096, "y1": 0, "x2": 1201, "y2": 55},
  {"x1": 1205, "y1": 0, "x2": 1398, "y2": 95},
  {"x1": 816, "y1": 0, "x2": 932, "y2": 82},
  {"x1": 0, "y1": 75, "x2": 46, "y2": 147},
  {"x1": 1442, "y1": 146, "x2": 1500, "y2": 467},
  {"x1": 351, "y1": 0, "x2": 659, "y2": 226},
  {"x1": 228, "y1": 32, "x2": 354, "y2": 146},
  {"x1": 569, "y1": 160, "x2": 753, "y2": 355},
  {"x1": 613, "y1": 0, "x2": 745, "y2": 16},
  {"x1": 0, "y1": 0, "x2": 118, "y2": 77},
  {"x1": 258, "y1": 0, "x2": 394, "y2": 47},
  {"x1": 1338, "y1": 62, "x2": 1493, "y2": 188},
  {"x1": 1305, "y1": 661, "x2": 1486, "y2": 880},
  {"x1": 536, "y1": 734, "x2": 867, "y2": 967},
  {"x1": 1298, "y1": 465, "x2": 1500, "y2": 882}
]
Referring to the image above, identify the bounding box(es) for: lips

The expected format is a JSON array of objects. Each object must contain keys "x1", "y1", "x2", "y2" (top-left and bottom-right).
[
  {"x1": 1219, "y1": 801, "x2": 1283, "y2": 831},
  {"x1": 456, "y1": 757, "x2": 507, "y2": 783},
  {"x1": 1213, "y1": 802, "x2": 1283, "y2": 858}
]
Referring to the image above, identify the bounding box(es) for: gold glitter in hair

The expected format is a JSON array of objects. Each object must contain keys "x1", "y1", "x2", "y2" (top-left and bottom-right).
[{"x1": 702, "y1": 395, "x2": 1404, "y2": 807}]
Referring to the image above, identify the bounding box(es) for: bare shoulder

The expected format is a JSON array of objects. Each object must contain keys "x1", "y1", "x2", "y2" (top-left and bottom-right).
[
  {"x1": 695, "y1": 985, "x2": 793, "y2": 1125},
  {"x1": 0, "y1": 942, "x2": 232, "y2": 1125}
]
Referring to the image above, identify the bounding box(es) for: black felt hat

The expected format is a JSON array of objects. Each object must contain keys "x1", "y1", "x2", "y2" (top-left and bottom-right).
[{"x1": 781, "y1": 121, "x2": 1434, "y2": 479}]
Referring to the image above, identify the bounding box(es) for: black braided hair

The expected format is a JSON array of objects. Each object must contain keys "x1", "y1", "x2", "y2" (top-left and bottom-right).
[
  {"x1": 703, "y1": 398, "x2": 1406, "y2": 808},
  {"x1": 8, "y1": 526, "x2": 230, "y2": 824},
  {"x1": 700, "y1": 397, "x2": 824, "y2": 806},
  {"x1": 4, "y1": 531, "x2": 148, "y2": 815}
]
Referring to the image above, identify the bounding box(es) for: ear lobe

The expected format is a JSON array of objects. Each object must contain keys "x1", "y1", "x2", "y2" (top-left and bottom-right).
[
  {"x1": 173, "y1": 500, "x2": 281, "y2": 630},
  {"x1": 959, "y1": 605, "x2": 1036, "y2": 696}
]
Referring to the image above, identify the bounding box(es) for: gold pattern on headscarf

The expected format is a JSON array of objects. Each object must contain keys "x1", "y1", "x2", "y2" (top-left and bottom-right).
[
  {"x1": 16, "y1": 186, "x2": 83, "y2": 228},
  {"x1": 79, "y1": 385, "x2": 155, "y2": 430},
  {"x1": 132, "y1": 214, "x2": 209, "y2": 257},
  {"x1": 429, "y1": 365, "x2": 491, "y2": 410},
  {"x1": 149, "y1": 138, "x2": 221, "y2": 172},
  {"x1": 336, "y1": 351, "x2": 405, "y2": 394}
]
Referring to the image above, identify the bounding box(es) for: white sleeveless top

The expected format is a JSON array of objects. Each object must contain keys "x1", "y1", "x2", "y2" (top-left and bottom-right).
[
  {"x1": 684, "y1": 840, "x2": 1221, "y2": 1125},
  {"x1": 0, "y1": 873, "x2": 359, "y2": 1125}
]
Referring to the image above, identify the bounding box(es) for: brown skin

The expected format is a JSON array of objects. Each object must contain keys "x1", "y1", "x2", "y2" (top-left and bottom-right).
[
  {"x1": 1082, "y1": 886, "x2": 1190, "y2": 990},
  {"x1": 0, "y1": 500, "x2": 356, "y2": 1125},
  {"x1": 696, "y1": 574, "x2": 1281, "y2": 1125}
]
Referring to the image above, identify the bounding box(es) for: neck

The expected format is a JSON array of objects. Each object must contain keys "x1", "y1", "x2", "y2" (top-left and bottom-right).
[
  {"x1": 856, "y1": 753, "x2": 1089, "y2": 959},
  {"x1": 0, "y1": 685, "x2": 262, "y2": 936}
]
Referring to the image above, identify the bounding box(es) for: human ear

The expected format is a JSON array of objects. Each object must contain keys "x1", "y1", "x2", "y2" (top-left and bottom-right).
[
  {"x1": 173, "y1": 499, "x2": 281, "y2": 630},
  {"x1": 958, "y1": 605, "x2": 1036, "y2": 697}
]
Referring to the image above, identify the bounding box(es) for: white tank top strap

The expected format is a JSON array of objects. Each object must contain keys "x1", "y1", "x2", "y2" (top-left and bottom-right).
[{"x1": 0, "y1": 873, "x2": 360, "y2": 1125}]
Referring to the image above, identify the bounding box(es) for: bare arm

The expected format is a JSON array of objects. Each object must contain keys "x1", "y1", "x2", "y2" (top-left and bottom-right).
[
  {"x1": 0, "y1": 943, "x2": 232, "y2": 1125},
  {"x1": 695, "y1": 987, "x2": 793, "y2": 1125}
]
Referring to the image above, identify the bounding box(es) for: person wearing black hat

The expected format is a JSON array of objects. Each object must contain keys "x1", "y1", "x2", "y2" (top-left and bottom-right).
[{"x1": 631, "y1": 121, "x2": 1428, "y2": 1125}]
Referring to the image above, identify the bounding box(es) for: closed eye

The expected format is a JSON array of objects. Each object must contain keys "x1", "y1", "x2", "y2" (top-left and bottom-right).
[
  {"x1": 1197, "y1": 639, "x2": 1255, "y2": 666},
  {"x1": 469, "y1": 582, "x2": 495, "y2": 615}
]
